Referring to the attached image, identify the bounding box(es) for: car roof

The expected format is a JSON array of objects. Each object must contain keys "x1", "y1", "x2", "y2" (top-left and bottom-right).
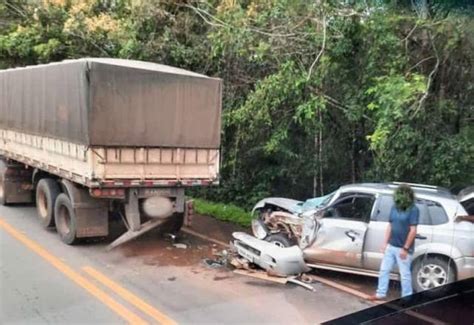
[{"x1": 338, "y1": 182, "x2": 454, "y2": 200}]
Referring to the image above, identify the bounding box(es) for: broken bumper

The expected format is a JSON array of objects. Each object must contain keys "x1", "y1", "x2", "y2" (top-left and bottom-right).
[{"x1": 232, "y1": 232, "x2": 309, "y2": 276}]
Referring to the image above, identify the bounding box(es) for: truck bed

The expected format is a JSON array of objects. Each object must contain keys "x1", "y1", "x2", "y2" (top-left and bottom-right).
[{"x1": 0, "y1": 129, "x2": 219, "y2": 188}]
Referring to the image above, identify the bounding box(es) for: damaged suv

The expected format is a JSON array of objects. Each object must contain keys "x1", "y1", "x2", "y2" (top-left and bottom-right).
[{"x1": 250, "y1": 183, "x2": 474, "y2": 292}]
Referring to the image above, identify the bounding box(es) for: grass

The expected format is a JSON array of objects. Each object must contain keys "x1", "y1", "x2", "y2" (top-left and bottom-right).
[{"x1": 193, "y1": 198, "x2": 253, "y2": 227}]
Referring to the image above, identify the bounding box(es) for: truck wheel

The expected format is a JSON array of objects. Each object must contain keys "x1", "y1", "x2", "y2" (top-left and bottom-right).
[
  {"x1": 36, "y1": 179, "x2": 61, "y2": 229},
  {"x1": 265, "y1": 233, "x2": 295, "y2": 248},
  {"x1": 412, "y1": 256, "x2": 456, "y2": 292},
  {"x1": 0, "y1": 160, "x2": 6, "y2": 205},
  {"x1": 0, "y1": 178, "x2": 6, "y2": 206},
  {"x1": 54, "y1": 193, "x2": 79, "y2": 245}
]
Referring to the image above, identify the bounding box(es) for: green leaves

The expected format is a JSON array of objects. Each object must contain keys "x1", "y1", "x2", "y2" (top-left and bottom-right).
[{"x1": 0, "y1": 0, "x2": 472, "y2": 210}]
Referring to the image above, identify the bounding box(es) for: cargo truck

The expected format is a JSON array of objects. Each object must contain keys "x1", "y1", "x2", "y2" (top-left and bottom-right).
[{"x1": 0, "y1": 58, "x2": 222, "y2": 248}]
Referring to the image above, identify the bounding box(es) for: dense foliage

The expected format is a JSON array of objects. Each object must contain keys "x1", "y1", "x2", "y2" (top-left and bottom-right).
[{"x1": 1, "y1": 0, "x2": 473, "y2": 209}]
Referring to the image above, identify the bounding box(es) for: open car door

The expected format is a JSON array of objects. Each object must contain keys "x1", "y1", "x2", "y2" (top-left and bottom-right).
[{"x1": 458, "y1": 186, "x2": 474, "y2": 215}]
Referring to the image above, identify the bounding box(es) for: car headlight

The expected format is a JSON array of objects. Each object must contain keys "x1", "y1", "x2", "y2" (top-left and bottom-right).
[
  {"x1": 251, "y1": 219, "x2": 268, "y2": 239},
  {"x1": 300, "y1": 215, "x2": 317, "y2": 249}
]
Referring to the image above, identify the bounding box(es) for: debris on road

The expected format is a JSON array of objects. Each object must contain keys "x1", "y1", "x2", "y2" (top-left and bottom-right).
[
  {"x1": 233, "y1": 269, "x2": 316, "y2": 292},
  {"x1": 228, "y1": 232, "x2": 316, "y2": 292},
  {"x1": 173, "y1": 243, "x2": 188, "y2": 249},
  {"x1": 234, "y1": 269, "x2": 287, "y2": 284},
  {"x1": 232, "y1": 232, "x2": 309, "y2": 276},
  {"x1": 202, "y1": 258, "x2": 224, "y2": 268}
]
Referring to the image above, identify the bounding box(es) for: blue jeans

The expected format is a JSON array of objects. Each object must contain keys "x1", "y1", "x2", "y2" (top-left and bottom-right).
[{"x1": 376, "y1": 244, "x2": 413, "y2": 298}]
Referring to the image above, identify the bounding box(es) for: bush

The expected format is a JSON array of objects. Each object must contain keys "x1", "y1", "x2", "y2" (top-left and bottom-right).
[{"x1": 193, "y1": 198, "x2": 252, "y2": 227}]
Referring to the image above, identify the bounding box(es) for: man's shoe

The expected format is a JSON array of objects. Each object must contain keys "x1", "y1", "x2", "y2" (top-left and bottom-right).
[{"x1": 367, "y1": 295, "x2": 386, "y2": 302}]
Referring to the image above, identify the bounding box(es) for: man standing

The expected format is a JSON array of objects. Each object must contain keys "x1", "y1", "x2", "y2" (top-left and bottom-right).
[{"x1": 369, "y1": 184, "x2": 419, "y2": 301}]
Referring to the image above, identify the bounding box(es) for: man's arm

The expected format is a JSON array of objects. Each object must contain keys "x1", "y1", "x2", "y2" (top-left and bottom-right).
[
  {"x1": 400, "y1": 225, "x2": 417, "y2": 260},
  {"x1": 456, "y1": 215, "x2": 474, "y2": 223},
  {"x1": 403, "y1": 225, "x2": 417, "y2": 250},
  {"x1": 381, "y1": 223, "x2": 391, "y2": 252}
]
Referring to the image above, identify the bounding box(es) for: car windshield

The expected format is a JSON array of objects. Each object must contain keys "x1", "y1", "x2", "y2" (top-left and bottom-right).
[{"x1": 294, "y1": 191, "x2": 336, "y2": 214}]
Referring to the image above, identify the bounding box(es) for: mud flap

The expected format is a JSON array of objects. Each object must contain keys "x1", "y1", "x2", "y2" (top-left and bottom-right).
[
  {"x1": 61, "y1": 180, "x2": 109, "y2": 238},
  {"x1": 232, "y1": 232, "x2": 309, "y2": 276}
]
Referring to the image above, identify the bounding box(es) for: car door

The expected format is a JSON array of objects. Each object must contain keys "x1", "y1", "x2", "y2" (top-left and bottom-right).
[
  {"x1": 363, "y1": 195, "x2": 433, "y2": 271},
  {"x1": 304, "y1": 193, "x2": 375, "y2": 268}
]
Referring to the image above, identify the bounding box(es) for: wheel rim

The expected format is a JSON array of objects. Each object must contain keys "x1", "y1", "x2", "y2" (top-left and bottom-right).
[
  {"x1": 56, "y1": 204, "x2": 71, "y2": 236},
  {"x1": 417, "y1": 263, "x2": 448, "y2": 290},
  {"x1": 37, "y1": 189, "x2": 48, "y2": 219},
  {"x1": 271, "y1": 240, "x2": 285, "y2": 248}
]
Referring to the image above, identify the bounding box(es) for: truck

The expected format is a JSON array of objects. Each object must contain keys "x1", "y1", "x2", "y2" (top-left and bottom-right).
[{"x1": 0, "y1": 58, "x2": 222, "y2": 248}]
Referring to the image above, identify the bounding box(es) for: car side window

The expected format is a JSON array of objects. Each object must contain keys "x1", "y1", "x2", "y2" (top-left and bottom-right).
[
  {"x1": 329, "y1": 195, "x2": 375, "y2": 222},
  {"x1": 425, "y1": 200, "x2": 449, "y2": 225},
  {"x1": 374, "y1": 195, "x2": 392, "y2": 222},
  {"x1": 374, "y1": 195, "x2": 445, "y2": 225}
]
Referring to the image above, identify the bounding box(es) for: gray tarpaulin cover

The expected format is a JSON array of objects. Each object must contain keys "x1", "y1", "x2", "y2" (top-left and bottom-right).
[{"x1": 0, "y1": 58, "x2": 222, "y2": 148}]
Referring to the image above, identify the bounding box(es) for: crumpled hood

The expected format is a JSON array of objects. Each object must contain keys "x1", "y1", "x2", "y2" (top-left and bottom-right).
[{"x1": 252, "y1": 197, "x2": 302, "y2": 214}]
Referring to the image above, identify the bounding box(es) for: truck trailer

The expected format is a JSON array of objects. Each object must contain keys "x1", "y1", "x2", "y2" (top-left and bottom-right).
[{"x1": 0, "y1": 58, "x2": 222, "y2": 248}]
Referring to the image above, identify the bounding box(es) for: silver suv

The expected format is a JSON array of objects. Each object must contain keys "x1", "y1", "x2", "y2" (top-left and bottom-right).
[{"x1": 251, "y1": 183, "x2": 474, "y2": 292}]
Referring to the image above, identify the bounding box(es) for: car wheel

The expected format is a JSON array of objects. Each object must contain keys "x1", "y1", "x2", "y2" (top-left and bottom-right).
[
  {"x1": 36, "y1": 178, "x2": 61, "y2": 229},
  {"x1": 413, "y1": 257, "x2": 456, "y2": 292},
  {"x1": 265, "y1": 233, "x2": 295, "y2": 248}
]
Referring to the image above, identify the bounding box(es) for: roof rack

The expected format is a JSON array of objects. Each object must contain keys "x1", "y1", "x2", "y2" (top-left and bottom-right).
[
  {"x1": 391, "y1": 182, "x2": 438, "y2": 189},
  {"x1": 388, "y1": 182, "x2": 450, "y2": 194}
]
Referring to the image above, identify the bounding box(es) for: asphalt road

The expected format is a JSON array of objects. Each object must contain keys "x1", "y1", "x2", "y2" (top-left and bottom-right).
[{"x1": 0, "y1": 204, "x2": 372, "y2": 324}]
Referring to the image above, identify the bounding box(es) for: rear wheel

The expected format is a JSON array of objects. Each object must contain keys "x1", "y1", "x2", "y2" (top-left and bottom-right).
[
  {"x1": 265, "y1": 233, "x2": 295, "y2": 248},
  {"x1": 36, "y1": 178, "x2": 61, "y2": 228},
  {"x1": 54, "y1": 193, "x2": 79, "y2": 245},
  {"x1": 0, "y1": 161, "x2": 6, "y2": 205},
  {"x1": 413, "y1": 256, "x2": 456, "y2": 292}
]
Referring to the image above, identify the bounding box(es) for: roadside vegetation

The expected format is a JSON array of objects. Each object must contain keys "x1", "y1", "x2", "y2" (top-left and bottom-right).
[
  {"x1": 1, "y1": 1, "x2": 473, "y2": 222},
  {"x1": 193, "y1": 198, "x2": 252, "y2": 227}
]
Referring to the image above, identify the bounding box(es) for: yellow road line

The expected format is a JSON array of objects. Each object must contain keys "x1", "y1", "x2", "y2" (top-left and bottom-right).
[
  {"x1": 83, "y1": 266, "x2": 177, "y2": 325},
  {"x1": 0, "y1": 218, "x2": 147, "y2": 325}
]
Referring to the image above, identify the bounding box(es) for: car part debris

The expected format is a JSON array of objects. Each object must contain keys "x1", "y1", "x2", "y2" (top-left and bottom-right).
[
  {"x1": 232, "y1": 232, "x2": 309, "y2": 276},
  {"x1": 230, "y1": 256, "x2": 251, "y2": 270},
  {"x1": 234, "y1": 269, "x2": 288, "y2": 284},
  {"x1": 287, "y1": 277, "x2": 316, "y2": 292},
  {"x1": 203, "y1": 258, "x2": 224, "y2": 268},
  {"x1": 233, "y1": 269, "x2": 316, "y2": 292}
]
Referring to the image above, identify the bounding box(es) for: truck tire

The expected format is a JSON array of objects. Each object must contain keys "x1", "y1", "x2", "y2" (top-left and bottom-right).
[
  {"x1": 0, "y1": 178, "x2": 6, "y2": 206},
  {"x1": 54, "y1": 193, "x2": 79, "y2": 245},
  {"x1": 265, "y1": 233, "x2": 295, "y2": 248},
  {"x1": 0, "y1": 160, "x2": 6, "y2": 205},
  {"x1": 36, "y1": 178, "x2": 61, "y2": 229},
  {"x1": 412, "y1": 256, "x2": 456, "y2": 292}
]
